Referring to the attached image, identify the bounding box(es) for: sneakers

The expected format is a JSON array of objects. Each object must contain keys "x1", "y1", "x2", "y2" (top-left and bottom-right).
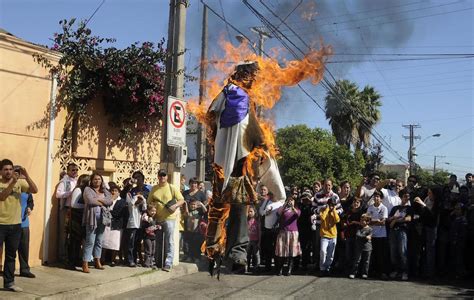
[
  {"x1": 362, "y1": 274, "x2": 368, "y2": 279},
  {"x1": 349, "y1": 274, "x2": 355, "y2": 279},
  {"x1": 401, "y1": 273, "x2": 408, "y2": 281},
  {"x1": 5, "y1": 285, "x2": 23, "y2": 292},
  {"x1": 390, "y1": 271, "x2": 398, "y2": 279},
  {"x1": 162, "y1": 265, "x2": 171, "y2": 272}
]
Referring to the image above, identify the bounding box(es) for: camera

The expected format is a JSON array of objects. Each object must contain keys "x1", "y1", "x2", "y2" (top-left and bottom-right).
[{"x1": 13, "y1": 165, "x2": 22, "y2": 174}]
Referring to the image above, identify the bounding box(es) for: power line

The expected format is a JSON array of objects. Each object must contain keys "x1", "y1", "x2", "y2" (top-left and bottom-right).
[
  {"x1": 218, "y1": 0, "x2": 232, "y2": 43},
  {"x1": 282, "y1": 1, "x2": 464, "y2": 33},
  {"x1": 84, "y1": 0, "x2": 106, "y2": 26},
  {"x1": 282, "y1": 0, "x2": 424, "y2": 26},
  {"x1": 248, "y1": 0, "x2": 409, "y2": 164},
  {"x1": 425, "y1": 127, "x2": 474, "y2": 155},
  {"x1": 286, "y1": 7, "x2": 474, "y2": 37}
]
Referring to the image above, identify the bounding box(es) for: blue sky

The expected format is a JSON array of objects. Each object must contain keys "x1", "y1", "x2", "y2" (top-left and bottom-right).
[{"x1": 1, "y1": 0, "x2": 472, "y2": 180}]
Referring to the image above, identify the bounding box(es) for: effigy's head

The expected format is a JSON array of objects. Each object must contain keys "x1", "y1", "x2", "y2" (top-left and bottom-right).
[{"x1": 230, "y1": 61, "x2": 259, "y2": 89}]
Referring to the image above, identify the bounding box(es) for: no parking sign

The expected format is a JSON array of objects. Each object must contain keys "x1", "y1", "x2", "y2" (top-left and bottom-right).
[{"x1": 166, "y1": 96, "x2": 186, "y2": 147}]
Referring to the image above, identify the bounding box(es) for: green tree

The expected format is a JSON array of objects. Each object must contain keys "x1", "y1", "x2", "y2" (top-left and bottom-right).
[
  {"x1": 325, "y1": 80, "x2": 382, "y2": 150},
  {"x1": 275, "y1": 125, "x2": 365, "y2": 187},
  {"x1": 416, "y1": 169, "x2": 450, "y2": 186}
]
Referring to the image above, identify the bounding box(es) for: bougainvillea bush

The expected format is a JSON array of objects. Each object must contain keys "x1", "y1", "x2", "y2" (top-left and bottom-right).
[{"x1": 34, "y1": 18, "x2": 167, "y2": 140}]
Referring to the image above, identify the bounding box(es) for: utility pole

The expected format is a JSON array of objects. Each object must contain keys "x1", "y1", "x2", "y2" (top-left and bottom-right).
[
  {"x1": 250, "y1": 26, "x2": 272, "y2": 117},
  {"x1": 403, "y1": 124, "x2": 421, "y2": 175},
  {"x1": 196, "y1": 4, "x2": 207, "y2": 182},
  {"x1": 433, "y1": 155, "x2": 446, "y2": 174},
  {"x1": 161, "y1": 0, "x2": 189, "y2": 185},
  {"x1": 251, "y1": 26, "x2": 272, "y2": 56}
]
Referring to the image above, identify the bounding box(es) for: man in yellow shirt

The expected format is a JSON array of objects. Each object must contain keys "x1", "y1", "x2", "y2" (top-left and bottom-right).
[
  {"x1": 147, "y1": 169, "x2": 184, "y2": 271},
  {"x1": 0, "y1": 159, "x2": 38, "y2": 292},
  {"x1": 319, "y1": 197, "x2": 340, "y2": 276}
]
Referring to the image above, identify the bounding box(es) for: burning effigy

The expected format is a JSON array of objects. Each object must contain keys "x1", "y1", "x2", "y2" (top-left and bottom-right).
[{"x1": 188, "y1": 39, "x2": 331, "y2": 277}]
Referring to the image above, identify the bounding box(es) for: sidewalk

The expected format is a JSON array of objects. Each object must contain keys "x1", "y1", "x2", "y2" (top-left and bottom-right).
[{"x1": 0, "y1": 262, "x2": 199, "y2": 300}]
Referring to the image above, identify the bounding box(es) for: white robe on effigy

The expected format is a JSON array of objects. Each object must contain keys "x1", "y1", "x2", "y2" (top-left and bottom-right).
[
  {"x1": 209, "y1": 90, "x2": 250, "y2": 191},
  {"x1": 209, "y1": 87, "x2": 286, "y2": 201}
]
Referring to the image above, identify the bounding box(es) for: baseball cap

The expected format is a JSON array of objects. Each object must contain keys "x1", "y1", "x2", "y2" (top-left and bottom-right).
[{"x1": 158, "y1": 169, "x2": 167, "y2": 177}]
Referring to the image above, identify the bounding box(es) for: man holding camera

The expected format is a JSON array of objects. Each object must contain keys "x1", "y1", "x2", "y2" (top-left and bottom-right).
[
  {"x1": 147, "y1": 169, "x2": 184, "y2": 272},
  {"x1": 0, "y1": 159, "x2": 38, "y2": 292}
]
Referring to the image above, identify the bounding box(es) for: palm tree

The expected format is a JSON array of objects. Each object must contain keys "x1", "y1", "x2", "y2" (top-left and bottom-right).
[{"x1": 324, "y1": 80, "x2": 382, "y2": 150}]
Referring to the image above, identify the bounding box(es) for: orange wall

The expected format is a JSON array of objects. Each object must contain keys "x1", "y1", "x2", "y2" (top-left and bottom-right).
[{"x1": 0, "y1": 33, "x2": 64, "y2": 266}]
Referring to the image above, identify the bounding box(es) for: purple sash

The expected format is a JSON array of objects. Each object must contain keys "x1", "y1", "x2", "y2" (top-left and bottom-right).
[{"x1": 220, "y1": 84, "x2": 249, "y2": 128}]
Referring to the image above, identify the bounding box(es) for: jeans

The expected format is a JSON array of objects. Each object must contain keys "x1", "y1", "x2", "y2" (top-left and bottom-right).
[
  {"x1": 351, "y1": 248, "x2": 371, "y2": 276},
  {"x1": 389, "y1": 228, "x2": 408, "y2": 273},
  {"x1": 246, "y1": 240, "x2": 260, "y2": 268},
  {"x1": 0, "y1": 224, "x2": 22, "y2": 288},
  {"x1": 125, "y1": 228, "x2": 138, "y2": 265},
  {"x1": 144, "y1": 238, "x2": 155, "y2": 267},
  {"x1": 155, "y1": 219, "x2": 176, "y2": 268},
  {"x1": 18, "y1": 227, "x2": 31, "y2": 274},
  {"x1": 423, "y1": 226, "x2": 437, "y2": 276},
  {"x1": 83, "y1": 223, "x2": 105, "y2": 261},
  {"x1": 320, "y1": 237, "x2": 337, "y2": 271}
]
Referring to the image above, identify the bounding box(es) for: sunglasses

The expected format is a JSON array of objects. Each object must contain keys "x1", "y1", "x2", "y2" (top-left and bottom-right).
[
  {"x1": 71, "y1": 169, "x2": 79, "y2": 172},
  {"x1": 158, "y1": 174, "x2": 167, "y2": 177}
]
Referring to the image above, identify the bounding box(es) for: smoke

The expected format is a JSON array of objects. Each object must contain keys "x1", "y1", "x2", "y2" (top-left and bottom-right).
[
  {"x1": 270, "y1": 0, "x2": 417, "y2": 74},
  {"x1": 184, "y1": 0, "x2": 420, "y2": 129}
]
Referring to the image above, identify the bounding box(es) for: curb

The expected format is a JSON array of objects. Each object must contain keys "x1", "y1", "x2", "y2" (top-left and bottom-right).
[{"x1": 39, "y1": 263, "x2": 199, "y2": 300}]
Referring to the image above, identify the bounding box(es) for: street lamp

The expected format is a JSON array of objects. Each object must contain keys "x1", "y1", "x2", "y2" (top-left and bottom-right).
[{"x1": 416, "y1": 133, "x2": 441, "y2": 148}]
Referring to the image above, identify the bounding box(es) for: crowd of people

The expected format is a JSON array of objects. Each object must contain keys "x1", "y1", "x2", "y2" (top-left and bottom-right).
[
  {"x1": 253, "y1": 173, "x2": 474, "y2": 281},
  {"x1": 1, "y1": 156, "x2": 473, "y2": 292}
]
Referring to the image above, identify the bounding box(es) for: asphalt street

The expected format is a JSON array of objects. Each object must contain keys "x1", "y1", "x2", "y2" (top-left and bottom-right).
[{"x1": 109, "y1": 270, "x2": 474, "y2": 300}]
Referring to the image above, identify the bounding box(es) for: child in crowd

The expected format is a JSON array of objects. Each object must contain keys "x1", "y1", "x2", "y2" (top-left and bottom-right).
[
  {"x1": 183, "y1": 198, "x2": 207, "y2": 263},
  {"x1": 367, "y1": 190, "x2": 389, "y2": 279},
  {"x1": 349, "y1": 214, "x2": 372, "y2": 279},
  {"x1": 318, "y1": 196, "x2": 340, "y2": 275},
  {"x1": 247, "y1": 205, "x2": 260, "y2": 273},
  {"x1": 125, "y1": 191, "x2": 147, "y2": 267},
  {"x1": 141, "y1": 204, "x2": 161, "y2": 268}
]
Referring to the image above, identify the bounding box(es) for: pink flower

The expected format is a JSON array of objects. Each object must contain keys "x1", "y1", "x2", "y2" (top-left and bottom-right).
[
  {"x1": 131, "y1": 93, "x2": 139, "y2": 102},
  {"x1": 52, "y1": 44, "x2": 60, "y2": 50},
  {"x1": 148, "y1": 106, "x2": 156, "y2": 115}
]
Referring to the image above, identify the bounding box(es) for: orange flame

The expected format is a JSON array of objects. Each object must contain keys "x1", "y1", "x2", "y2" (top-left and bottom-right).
[{"x1": 187, "y1": 37, "x2": 331, "y2": 165}]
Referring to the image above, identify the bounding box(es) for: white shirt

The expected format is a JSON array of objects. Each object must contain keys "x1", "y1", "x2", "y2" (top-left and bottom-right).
[
  {"x1": 55, "y1": 175, "x2": 78, "y2": 208},
  {"x1": 70, "y1": 187, "x2": 85, "y2": 209},
  {"x1": 367, "y1": 203, "x2": 388, "y2": 238},
  {"x1": 263, "y1": 200, "x2": 284, "y2": 229},
  {"x1": 127, "y1": 194, "x2": 147, "y2": 229},
  {"x1": 381, "y1": 188, "x2": 401, "y2": 214},
  {"x1": 361, "y1": 184, "x2": 376, "y2": 207}
]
